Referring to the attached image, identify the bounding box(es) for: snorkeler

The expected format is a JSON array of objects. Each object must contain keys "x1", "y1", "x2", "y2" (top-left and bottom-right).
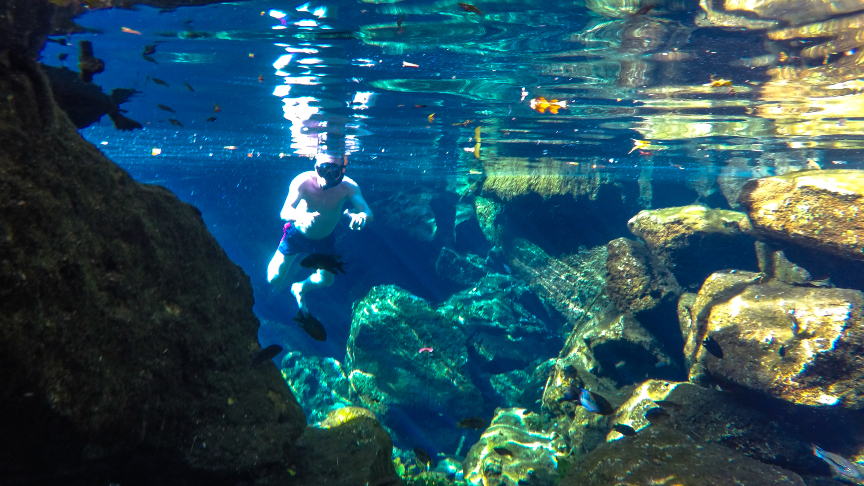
[{"x1": 267, "y1": 153, "x2": 373, "y2": 318}]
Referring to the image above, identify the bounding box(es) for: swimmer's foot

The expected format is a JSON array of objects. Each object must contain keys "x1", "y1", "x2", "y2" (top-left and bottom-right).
[{"x1": 291, "y1": 282, "x2": 308, "y2": 313}]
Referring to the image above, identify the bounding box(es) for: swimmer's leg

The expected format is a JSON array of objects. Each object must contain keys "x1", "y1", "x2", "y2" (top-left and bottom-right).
[
  {"x1": 267, "y1": 250, "x2": 297, "y2": 286},
  {"x1": 291, "y1": 269, "x2": 335, "y2": 313}
]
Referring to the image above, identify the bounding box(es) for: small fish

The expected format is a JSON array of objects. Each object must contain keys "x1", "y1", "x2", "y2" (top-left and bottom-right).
[
  {"x1": 206, "y1": 117, "x2": 217, "y2": 122},
  {"x1": 143, "y1": 45, "x2": 156, "y2": 55},
  {"x1": 152, "y1": 78, "x2": 170, "y2": 87},
  {"x1": 456, "y1": 416, "x2": 488, "y2": 429},
  {"x1": 452, "y1": 120, "x2": 472, "y2": 126},
  {"x1": 702, "y1": 336, "x2": 724, "y2": 359},
  {"x1": 458, "y1": 2, "x2": 484, "y2": 15},
  {"x1": 293, "y1": 311, "x2": 326, "y2": 341},
  {"x1": 184, "y1": 82, "x2": 195, "y2": 92},
  {"x1": 251, "y1": 344, "x2": 282, "y2": 367},
  {"x1": 122, "y1": 27, "x2": 143, "y2": 35},
  {"x1": 613, "y1": 424, "x2": 638, "y2": 436},
  {"x1": 644, "y1": 407, "x2": 671, "y2": 425},
  {"x1": 414, "y1": 447, "x2": 432, "y2": 466},
  {"x1": 397, "y1": 15, "x2": 405, "y2": 27},
  {"x1": 529, "y1": 97, "x2": 567, "y2": 114},
  {"x1": 493, "y1": 447, "x2": 512, "y2": 456},
  {"x1": 157, "y1": 104, "x2": 175, "y2": 113},
  {"x1": 812, "y1": 445, "x2": 864, "y2": 482},
  {"x1": 168, "y1": 118, "x2": 183, "y2": 127},
  {"x1": 213, "y1": 103, "x2": 221, "y2": 113},
  {"x1": 403, "y1": 61, "x2": 420, "y2": 68},
  {"x1": 142, "y1": 55, "x2": 158, "y2": 64},
  {"x1": 579, "y1": 388, "x2": 615, "y2": 414},
  {"x1": 299, "y1": 254, "x2": 346, "y2": 275},
  {"x1": 414, "y1": 104, "x2": 427, "y2": 108},
  {"x1": 258, "y1": 74, "x2": 264, "y2": 83}
]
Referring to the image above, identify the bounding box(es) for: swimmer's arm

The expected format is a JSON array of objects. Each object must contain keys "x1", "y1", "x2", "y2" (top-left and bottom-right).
[
  {"x1": 344, "y1": 184, "x2": 373, "y2": 227},
  {"x1": 280, "y1": 175, "x2": 313, "y2": 221}
]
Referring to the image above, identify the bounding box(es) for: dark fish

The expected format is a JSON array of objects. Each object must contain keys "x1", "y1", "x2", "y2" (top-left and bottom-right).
[
  {"x1": 779, "y1": 345, "x2": 786, "y2": 357},
  {"x1": 456, "y1": 416, "x2": 488, "y2": 429},
  {"x1": 168, "y1": 118, "x2": 183, "y2": 127},
  {"x1": 157, "y1": 104, "x2": 175, "y2": 113},
  {"x1": 397, "y1": 15, "x2": 405, "y2": 27},
  {"x1": 143, "y1": 45, "x2": 156, "y2": 55},
  {"x1": 458, "y1": 2, "x2": 484, "y2": 15},
  {"x1": 632, "y1": 4, "x2": 655, "y2": 16},
  {"x1": 413, "y1": 447, "x2": 432, "y2": 465},
  {"x1": 812, "y1": 445, "x2": 864, "y2": 482},
  {"x1": 152, "y1": 77, "x2": 170, "y2": 87},
  {"x1": 702, "y1": 336, "x2": 724, "y2": 359},
  {"x1": 184, "y1": 82, "x2": 195, "y2": 92},
  {"x1": 653, "y1": 400, "x2": 682, "y2": 411},
  {"x1": 613, "y1": 424, "x2": 638, "y2": 436},
  {"x1": 300, "y1": 254, "x2": 346, "y2": 275},
  {"x1": 575, "y1": 388, "x2": 615, "y2": 415},
  {"x1": 644, "y1": 407, "x2": 670, "y2": 425},
  {"x1": 251, "y1": 344, "x2": 282, "y2": 367},
  {"x1": 142, "y1": 55, "x2": 158, "y2": 64},
  {"x1": 206, "y1": 116, "x2": 217, "y2": 122},
  {"x1": 493, "y1": 447, "x2": 512, "y2": 456},
  {"x1": 293, "y1": 311, "x2": 326, "y2": 341}
]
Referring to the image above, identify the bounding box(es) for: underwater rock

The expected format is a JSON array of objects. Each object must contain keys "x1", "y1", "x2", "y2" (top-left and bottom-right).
[
  {"x1": 482, "y1": 164, "x2": 616, "y2": 201},
  {"x1": 739, "y1": 170, "x2": 864, "y2": 262},
  {"x1": 686, "y1": 274, "x2": 864, "y2": 409},
  {"x1": 718, "y1": 157, "x2": 772, "y2": 210},
  {"x1": 43, "y1": 65, "x2": 142, "y2": 131},
  {"x1": 280, "y1": 352, "x2": 356, "y2": 424},
  {"x1": 462, "y1": 408, "x2": 567, "y2": 486},
  {"x1": 605, "y1": 237, "x2": 682, "y2": 314},
  {"x1": 347, "y1": 285, "x2": 482, "y2": 430},
  {"x1": 369, "y1": 191, "x2": 437, "y2": 241},
  {"x1": 475, "y1": 196, "x2": 507, "y2": 248},
  {"x1": 627, "y1": 204, "x2": 757, "y2": 286},
  {"x1": 479, "y1": 359, "x2": 556, "y2": 410},
  {"x1": 435, "y1": 247, "x2": 487, "y2": 285},
  {"x1": 559, "y1": 426, "x2": 806, "y2": 486},
  {"x1": 0, "y1": 42, "x2": 305, "y2": 483},
  {"x1": 293, "y1": 407, "x2": 400, "y2": 486}
]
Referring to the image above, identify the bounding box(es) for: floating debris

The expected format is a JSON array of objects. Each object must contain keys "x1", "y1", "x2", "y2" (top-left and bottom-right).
[
  {"x1": 251, "y1": 344, "x2": 282, "y2": 367},
  {"x1": 293, "y1": 311, "x2": 326, "y2": 341},
  {"x1": 213, "y1": 103, "x2": 221, "y2": 112},
  {"x1": 121, "y1": 27, "x2": 142, "y2": 35},
  {"x1": 458, "y1": 2, "x2": 484, "y2": 15},
  {"x1": 456, "y1": 416, "x2": 489, "y2": 429},
  {"x1": 299, "y1": 254, "x2": 346, "y2": 275},
  {"x1": 403, "y1": 61, "x2": 420, "y2": 68},
  {"x1": 529, "y1": 96, "x2": 567, "y2": 114}
]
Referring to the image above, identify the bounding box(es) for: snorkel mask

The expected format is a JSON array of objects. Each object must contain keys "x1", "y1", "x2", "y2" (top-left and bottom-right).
[{"x1": 315, "y1": 155, "x2": 347, "y2": 190}]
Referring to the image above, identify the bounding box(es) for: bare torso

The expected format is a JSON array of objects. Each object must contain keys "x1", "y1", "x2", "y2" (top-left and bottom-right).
[{"x1": 288, "y1": 171, "x2": 354, "y2": 239}]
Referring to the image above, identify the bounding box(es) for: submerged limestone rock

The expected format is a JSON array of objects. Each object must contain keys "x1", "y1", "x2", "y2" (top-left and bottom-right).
[
  {"x1": 463, "y1": 408, "x2": 566, "y2": 486},
  {"x1": 293, "y1": 407, "x2": 400, "y2": 486},
  {"x1": 369, "y1": 192, "x2": 437, "y2": 241},
  {"x1": 739, "y1": 170, "x2": 864, "y2": 262},
  {"x1": 560, "y1": 426, "x2": 806, "y2": 486},
  {"x1": 627, "y1": 204, "x2": 757, "y2": 286},
  {"x1": 686, "y1": 275, "x2": 864, "y2": 409},
  {"x1": 605, "y1": 237, "x2": 682, "y2": 314},
  {"x1": 281, "y1": 352, "x2": 355, "y2": 424},
  {"x1": 435, "y1": 247, "x2": 487, "y2": 285}
]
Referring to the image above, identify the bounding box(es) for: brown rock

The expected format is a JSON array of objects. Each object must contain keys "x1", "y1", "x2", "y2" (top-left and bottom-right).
[
  {"x1": 605, "y1": 237, "x2": 681, "y2": 314},
  {"x1": 739, "y1": 170, "x2": 864, "y2": 261}
]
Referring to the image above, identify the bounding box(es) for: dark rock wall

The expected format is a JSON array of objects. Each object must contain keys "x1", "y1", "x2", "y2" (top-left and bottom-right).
[{"x1": 0, "y1": 3, "x2": 305, "y2": 483}]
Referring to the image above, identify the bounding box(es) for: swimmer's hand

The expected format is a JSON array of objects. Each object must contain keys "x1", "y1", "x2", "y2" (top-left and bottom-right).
[
  {"x1": 348, "y1": 212, "x2": 367, "y2": 230},
  {"x1": 294, "y1": 211, "x2": 320, "y2": 231}
]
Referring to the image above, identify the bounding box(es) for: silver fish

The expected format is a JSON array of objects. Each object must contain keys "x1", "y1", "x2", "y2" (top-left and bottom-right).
[{"x1": 812, "y1": 445, "x2": 864, "y2": 482}]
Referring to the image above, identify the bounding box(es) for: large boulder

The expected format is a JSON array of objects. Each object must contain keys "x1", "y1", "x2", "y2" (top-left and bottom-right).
[
  {"x1": 739, "y1": 170, "x2": 864, "y2": 262},
  {"x1": 627, "y1": 205, "x2": 757, "y2": 286},
  {"x1": 281, "y1": 352, "x2": 355, "y2": 424},
  {"x1": 605, "y1": 237, "x2": 682, "y2": 314},
  {"x1": 0, "y1": 34, "x2": 306, "y2": 483}
]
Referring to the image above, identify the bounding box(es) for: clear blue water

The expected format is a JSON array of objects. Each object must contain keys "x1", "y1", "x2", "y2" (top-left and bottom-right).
[{"x1": 38, "y1": 0, "x2": 864, "y2": 472}]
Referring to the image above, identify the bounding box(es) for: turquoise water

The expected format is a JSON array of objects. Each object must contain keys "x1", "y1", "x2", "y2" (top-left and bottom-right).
[{"x1": 40, "y1": 0, "x2": 864, "y2": 481}]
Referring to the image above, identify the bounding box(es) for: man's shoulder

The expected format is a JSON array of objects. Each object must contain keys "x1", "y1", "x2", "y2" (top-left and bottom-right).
[
  {"x1": 341, "y1": 176, "x2": 361, "y2": 192},
  {"x1": 290, "y1": 171, "x2": 317, "y2": 186}
]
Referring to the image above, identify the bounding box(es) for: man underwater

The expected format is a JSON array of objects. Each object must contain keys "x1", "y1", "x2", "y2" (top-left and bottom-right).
[{"x1": 267, "y1": 154, "x2": 373, "y2": 319}]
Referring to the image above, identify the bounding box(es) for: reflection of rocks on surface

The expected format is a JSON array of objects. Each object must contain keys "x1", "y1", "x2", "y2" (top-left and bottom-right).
[
  {"x1": 605, "y1": 237, "x2": 681, "y2": 314},
  {"x1": 281, "y1": 352, "x2": 355, "y2": 424},
  {"x1": 462, "y1": 408, "x2": 566, "y2": 486},
  {"x1": 369, "y1": 192, "x2": 437, "y2": 241},
  {"x1": 627, "y1": 204, "x2": 757, "y2": 286},
  {"x1": 293, "y1": 407, "x2": 400, "y2": 486},
  {"x1": 739, "y1": 170, "x2": 864, "y2": 262},
  {"x1": 560, "y1": 426, "x2": 806, "y2": 486}
]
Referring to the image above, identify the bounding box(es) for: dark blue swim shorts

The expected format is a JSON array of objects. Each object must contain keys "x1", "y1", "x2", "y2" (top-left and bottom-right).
[{"x1": 277, "y1": 221, "x2": 336, "y2": 255}]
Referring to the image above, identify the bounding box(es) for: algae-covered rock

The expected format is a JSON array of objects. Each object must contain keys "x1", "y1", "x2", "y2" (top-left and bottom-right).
[
  {"x1": 463, "y1": 408, "x2": 566, "y2": 486},
  {"x1": 281, "y1": 352, "x2": 355, "y2": 424},
  {"x1": 347, "y1": 285, "x2": 482, "y2": 422},
  {"x1": 475, "y1": 196, "x2": 506, "y2": 248},
  {"x1": 627, "y1": 205, "x2": 757, "y2": 286},
  {"x1": 559, "y1": 426, "x2": 806, "y2": 486},
  {"x1": 435, "y1": 247, "x2": 487, "y2": 285},
  {"x1": 293, "y1": 407, "x2": 401, "y2": 486},
  {"x1": 739, "y1": 170, "x2": 864, "y2": 262},
  {"x1": 605, "y1": 237, "x2": 682, "y2": 314},
  {"x1": 690, "y1": 279, "x2": 864, "y2": 409},
  {"x1": 369, "y1": 192, "x2": 437, "y2": 241}
]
